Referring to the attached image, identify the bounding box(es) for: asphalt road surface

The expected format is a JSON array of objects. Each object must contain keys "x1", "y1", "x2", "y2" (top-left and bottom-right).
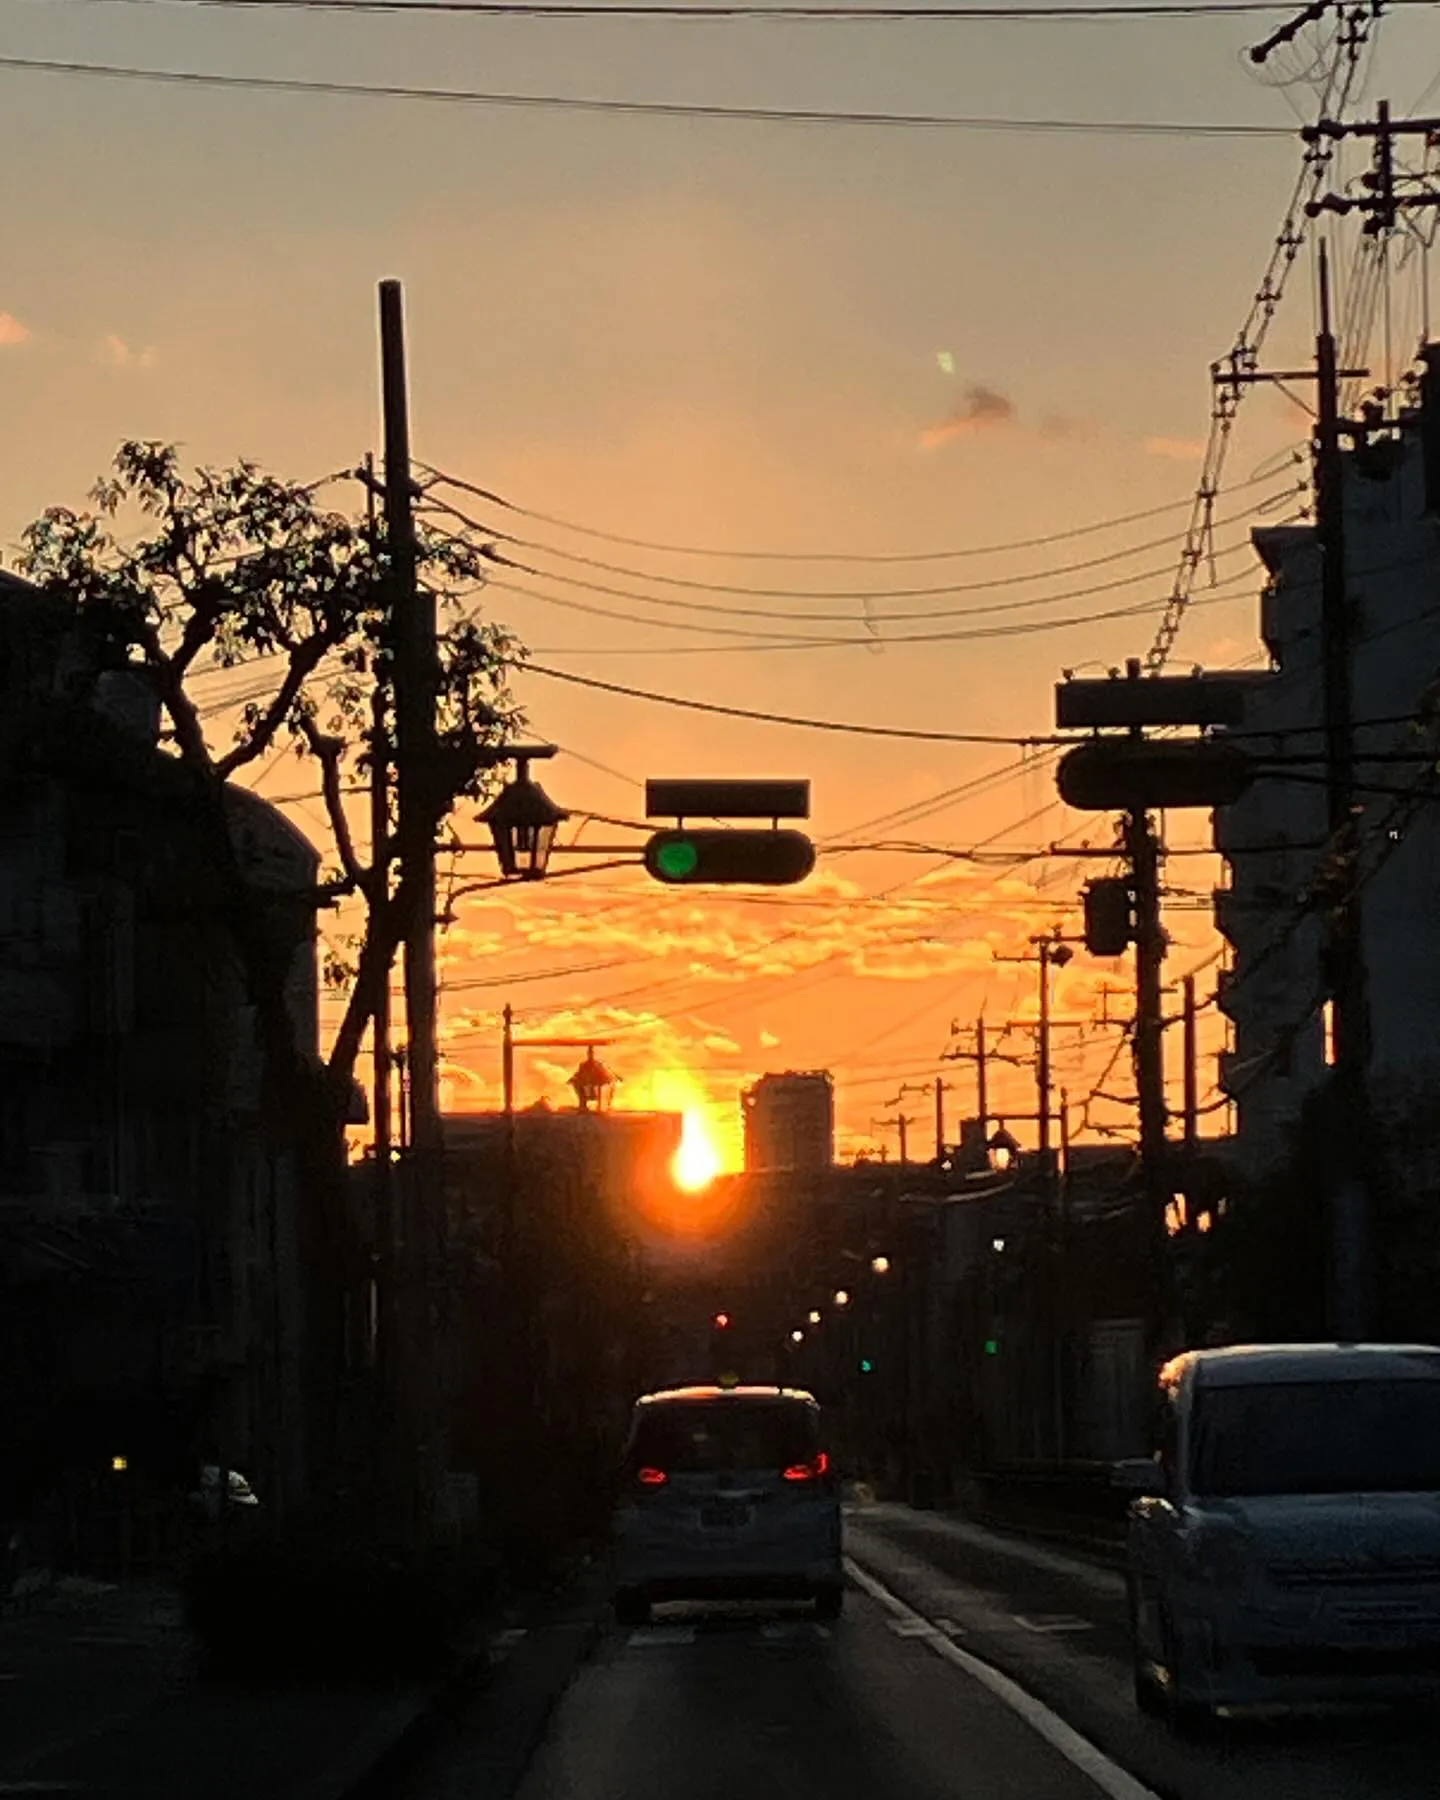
[
  {"x1": 509, "y1": 1581, "x2": 1134, "y2": 1800},
  {"x1": 405, "y1": 1499, "x2": 1440, "y2": 1800}
]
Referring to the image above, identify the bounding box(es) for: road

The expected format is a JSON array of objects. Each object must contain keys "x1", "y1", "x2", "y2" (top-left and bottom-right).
[{"x1": 401, "y1": 1498, "x2": 1440, "y2": 1800}]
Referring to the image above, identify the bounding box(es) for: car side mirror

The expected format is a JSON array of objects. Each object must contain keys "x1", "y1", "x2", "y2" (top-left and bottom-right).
[{"x1": 1110, "y1": 1457, "x2": 1167, "y2": 1498}]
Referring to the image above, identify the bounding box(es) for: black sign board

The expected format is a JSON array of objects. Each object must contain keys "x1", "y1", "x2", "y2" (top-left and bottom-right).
[
  {"x1": 645, "y1": 779, "x2": 811, "y2": 820},
  {"x1": 1055, "y1": 673, "x2": 1272, "y2": 731}
]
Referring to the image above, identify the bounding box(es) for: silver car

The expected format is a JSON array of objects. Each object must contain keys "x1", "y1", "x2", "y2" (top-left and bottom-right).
[
  {"x1": 1118, "y1": 1342, "x2": 1440, "y2": 1731},
  {"x1": 612, "y1": 1383, "x2": 844, "y2": 1627}
]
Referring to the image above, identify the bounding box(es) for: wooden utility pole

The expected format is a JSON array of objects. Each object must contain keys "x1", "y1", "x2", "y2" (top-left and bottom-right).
[
  {"x1": 381, "y1": 280, "x2": 439, "y2": 1158},
  {"x1": 1125, "y1": 798, "x2": 1170, "y2": 1351},
  {"x1": 1182, "y1": 974, "x2": 1199, "y2": 1150},
  {"x1": 933, "y1": 1076, "x2": 945, "y2": 1163},
  {"x1": 1314, "y1": 242, "x2": 1372, "y2": 1339},
  {"x1": 380, "y1": 278, "x2": 442, "y2": 1542}
]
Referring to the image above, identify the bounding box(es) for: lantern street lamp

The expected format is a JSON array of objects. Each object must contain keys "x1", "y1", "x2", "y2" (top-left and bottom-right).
[{"x1": 477, "y1": 749, "x2": 569, "y2": 880}]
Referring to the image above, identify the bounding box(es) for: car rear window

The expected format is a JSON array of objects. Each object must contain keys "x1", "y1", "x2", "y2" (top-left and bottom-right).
[
  {"x1": 629, "y1": 1400, "x2": 820, "y2": 1475},
  {"x1": 1190, "y1": 1377, "x2": 1440, "y2": 1497}
]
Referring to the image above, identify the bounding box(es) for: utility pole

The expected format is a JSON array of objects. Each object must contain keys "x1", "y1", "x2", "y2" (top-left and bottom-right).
[
  {"x1": 873, "y1": 1112, "x2": 917, "y2": 1166},
  {"x1": 381, "y1": 280, "x2": 439, "y2": 1156},
  {"x1": 1314, "y1": 242, "x2": 1372, "y2": 1339},
  {"x1": 365, "y1": 450, "x2": 401, "y2": 1531},
  {"x1": 1182, "y1": 975, "x2": 1198, "y2": 1151},
  {"x1": 934, "y1": 1076, "x2": 945, "y2": 1163},
  {"x1": 380, "y1": 278, "x2": 442, "y2": 1543},
  {"x1": 996, "y1": 938, "x2": 1075, "y2": 1171},
  {"x1": 1125, "y1": 797, "x2": 1171, "y2": 1349}
]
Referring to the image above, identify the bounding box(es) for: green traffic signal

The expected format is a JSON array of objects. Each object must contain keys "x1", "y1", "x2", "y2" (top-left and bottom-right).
[
  {"x1": 984, "y1": 1338, "x2": 1000, "y2": 1357},
  {"x1": 643, "y1": 828, "x2": 816, "y2": 887},
  {"x1": 859, "y1": 1358, "x2": 874, "y2": 1373},
  {"x1": 656, "y1": 838, "x2": 701, "y2": 879}
]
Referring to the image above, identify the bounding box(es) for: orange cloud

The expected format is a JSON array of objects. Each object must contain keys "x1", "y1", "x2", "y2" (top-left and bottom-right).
[{"x1": 0, "y1": 312, "x2": 30, "y2": 347}]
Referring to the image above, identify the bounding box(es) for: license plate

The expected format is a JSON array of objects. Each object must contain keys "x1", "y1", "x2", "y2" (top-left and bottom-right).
[{"x1": 700, "y1": 1502, "x2": 751, "y2": 1530}]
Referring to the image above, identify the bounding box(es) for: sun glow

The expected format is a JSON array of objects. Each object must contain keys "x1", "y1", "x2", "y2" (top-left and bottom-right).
[{"x1": 673, "y1": 1109, "x2": 722, "y2": 1192}]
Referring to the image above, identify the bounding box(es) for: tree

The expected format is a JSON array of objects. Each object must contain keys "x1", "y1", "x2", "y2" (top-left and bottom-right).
[{"x1": 15, "y1": 441, "x2": 524, "y2": 1513}]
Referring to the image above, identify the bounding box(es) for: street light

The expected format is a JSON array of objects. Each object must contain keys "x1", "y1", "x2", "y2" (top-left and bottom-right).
[
  {"x1": 808, "y1": 1309, "x2": 822, "y2": 1325},
  {"x1": 833, "y1": 1289, "x2": 851, "y2": 1308},
  {"x1": 477, "y1": 750, "x2": 569, "y2": 880},
  {"x1": 987, "y1": 1126, "x2": 1022, "y2": 1171},
  {"x1": 870, "y1": 1255, "x2": 890, "y2": 1275},
  {"x1": 790, "y1": 1329, "x2": 805, "y2": 1344}
]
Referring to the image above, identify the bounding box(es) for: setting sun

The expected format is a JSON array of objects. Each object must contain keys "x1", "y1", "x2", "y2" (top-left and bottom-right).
[{"x1": 673, "y1": 1110, "x2": 722, "y2": 1193}]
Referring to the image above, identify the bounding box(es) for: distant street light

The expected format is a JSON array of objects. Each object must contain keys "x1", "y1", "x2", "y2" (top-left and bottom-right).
[
  {"x1": 992, "y1": 1237, "x2": 1007, "y2": 1254},
  {"x1": 870, "y1": 1255, "x2": 891, "y2": 1275},
  {"x1": 833, "y1": 1289, "x2": 851, "y2": 1308},
  {"x1": 790, "y1": 1329, "x2": 805, "y2": 1344},
  {"x1": 808, "y1": 1309, "x2": 822, "y2": 1325}
]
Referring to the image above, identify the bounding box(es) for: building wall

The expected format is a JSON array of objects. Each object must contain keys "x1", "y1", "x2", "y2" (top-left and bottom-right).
[
  {"x1": 1214, "y1": 390, "x2": 1440, "y2": 1180},
  {"x1": 0, "y1": 583, "x2": 321, "y2": 1528}
]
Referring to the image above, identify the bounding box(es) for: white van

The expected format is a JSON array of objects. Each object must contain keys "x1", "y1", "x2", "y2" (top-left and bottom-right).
[
  {"x1": 1117, "y1": 1343, "x2": 1440, "y2": 1730},
  {"x1": 612, "y1": 1383, "x2": 843, "y2": 1628}
]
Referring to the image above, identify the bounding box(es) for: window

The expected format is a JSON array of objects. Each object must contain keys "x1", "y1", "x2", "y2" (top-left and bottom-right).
[
  {"x1": 1189, "y1": 1377, "x2": 1440, "y2": 1497},
  {"x1": 629, "y1": 1401, "x2": 820, "y2": 1475}
]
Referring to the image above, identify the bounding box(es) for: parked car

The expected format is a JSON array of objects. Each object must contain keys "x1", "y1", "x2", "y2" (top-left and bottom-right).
[
  {"x1": 612, "y1": 1381, "x2": 843, "y2": 1627},
  {"x1": 1116, "y1": 1342, "x2": 1440, "y2": 1731}
]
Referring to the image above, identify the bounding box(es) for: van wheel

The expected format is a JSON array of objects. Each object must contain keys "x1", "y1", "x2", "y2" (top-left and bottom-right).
[
  {"x1": 1128, "y1": 1581, "x2": 1165, "y2": 1718},
  {"x1": 814, "y1": 1583, "x2": 844, "y2": 1621},
  {"x1": 614, "y1": 1588, "x2": 651, "y2": 1629},
  {"x1": 1160, "y1": 1608, "x2": 1212, "y2": 1738}
]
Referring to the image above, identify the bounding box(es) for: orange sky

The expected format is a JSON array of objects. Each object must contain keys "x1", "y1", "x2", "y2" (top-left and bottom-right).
[{"x1": 2, "y1": 0, "x2": 1433, "y2": 1170}]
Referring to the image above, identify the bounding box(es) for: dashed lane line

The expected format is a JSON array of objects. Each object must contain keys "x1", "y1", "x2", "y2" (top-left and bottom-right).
[
  {"x1": 845, "y1": 1558, "x2": 1162, "y2": 1800},
  {"x1": 1013, "y1": 1615, "x2": 1096, "y2": 1635}
]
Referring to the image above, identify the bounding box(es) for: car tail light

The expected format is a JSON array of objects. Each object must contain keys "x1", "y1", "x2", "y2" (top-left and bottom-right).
[
  {"x1": 782, "y1": 1451, "x2": 831, "y2": 1483},
  {"x1": 636, "y1": 1466, "x2": 668, "y2": 1487}
]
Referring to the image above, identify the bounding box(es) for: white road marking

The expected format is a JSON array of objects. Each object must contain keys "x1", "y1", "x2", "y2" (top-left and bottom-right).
[
  {"x1": 1013, "y1": 1614, "x2": 1095, "y2": 1635},
  {"x1": 846, "y1": 1558, "x2": 1162, "y2": 1800},
  {"x1": 887, "y1": 1618, "x2": 945, "y2": 1639},
  {"x1": 629, "y1": 1626, "x2": 697, "y2": 1646},
  {"x1": 932, "y1": 1616, "x2": 966, "y2": 1637}
]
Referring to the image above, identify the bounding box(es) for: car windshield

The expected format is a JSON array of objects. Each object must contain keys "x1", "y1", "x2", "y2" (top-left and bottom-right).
[
  {"x1": 629, "y1": 1401, "x2": 820, "y2": 1475},
  {"x1": 1189, "y1": 1377, "x2": 1440, "y2": 1497}
]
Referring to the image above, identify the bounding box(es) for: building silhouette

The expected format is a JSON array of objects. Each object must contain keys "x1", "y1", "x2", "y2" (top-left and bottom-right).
[{"x1": 741, "y1": 1071, "x2": 835, "y2": 1173}]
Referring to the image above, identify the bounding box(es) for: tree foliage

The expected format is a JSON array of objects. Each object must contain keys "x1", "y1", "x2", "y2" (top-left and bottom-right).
[{"x1": 16, "y1": 440, "x2": 526, "y2": 1103}]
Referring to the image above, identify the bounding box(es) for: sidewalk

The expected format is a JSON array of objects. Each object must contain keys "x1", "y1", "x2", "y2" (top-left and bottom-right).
[{"x1": 0, "y1": 1551, "x2": 606, "y2": 1800}]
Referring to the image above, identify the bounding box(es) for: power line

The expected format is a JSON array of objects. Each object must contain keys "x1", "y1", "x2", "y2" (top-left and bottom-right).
[
  {"x1": 517, "y1": 662, "x2": 1059, "y2": 741},
  {"x1": 0, "y1": 53, "x2": 1306, "y2": 129},
  {"x1": 423, "y1": 483, "x2": 1296, "y2": 611},
  {"x1": 421, "y1": 464, "x2": 1294, "y2": 564},
  {"x1": 40, "y1": 0, "x2": 1389, "y2": 17},
  {"x1": 491, "y1": 561, "x2": 1266, "y2": 652}
]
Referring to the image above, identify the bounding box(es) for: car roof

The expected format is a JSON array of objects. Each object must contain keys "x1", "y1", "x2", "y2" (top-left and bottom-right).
[
  {"x1": 634, "y1": 1384, "x2": 818, "y2": 1408},
  {"x1": 1173, "y1": 1343, "x2": 1440, "y2": 1389}
]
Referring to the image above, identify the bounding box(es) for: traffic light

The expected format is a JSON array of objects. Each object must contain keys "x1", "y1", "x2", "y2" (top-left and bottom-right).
[
  {"x1": 643, "y1": 828, "x2": 816, "y2": 887},
  {"x1": 1083, "y1": 877, "x2": 1133, "y2": 956},
  {"x1": 858, "y1": 1358, "x2": 874, "y2": 1374},
  {"x1": 713, "y1": 1312, "x2": 731, "y2": 1330}
]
